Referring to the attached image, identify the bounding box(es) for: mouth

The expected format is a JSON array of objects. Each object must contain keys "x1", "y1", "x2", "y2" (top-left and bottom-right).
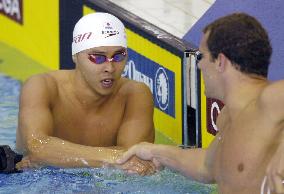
[{"x1": 101, "y1": 78, "x2": 114, "y2": 88}]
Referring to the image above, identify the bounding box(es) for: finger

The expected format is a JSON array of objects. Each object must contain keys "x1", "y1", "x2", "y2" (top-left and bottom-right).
[
  {"x1": 137, "y1": 160, "x2": 156, "y2": 176},
  {"x1": 15, "y1": 161, "x2": 24, "y2": 170},
  {"x1": 138, "y1": 164, "x2": 150, "y2": 176},
  {"x1": 124, "y1": 163, "x2": 143, "y2": 175},
  {"x1": 134, "y1": 160, "x2": 147, "y2": 175},
  {"x1": 145, "y1": 161, "x2": 156, "y2": 175},
  {"x1": 119, "y1": 156, "x2": 154, "y2": 176},
  {"x1": 143, "y1": 165, "x2": 155, "y2": 176},
  {"x1": 148, "y1": 161, "x2": 156, "y2": 173},
  {"x1": 120, "y1": 161, "x2": 143, "y2": 175},
  {"x1": 139, "y1": 160, "x2": 155, "y2": 175},
  {"x1": 129, "y1": 159, "x2": 150, "y2": 176},
  {"x1": 16, "y1": 157, "x2": 30, "y2": 170}
]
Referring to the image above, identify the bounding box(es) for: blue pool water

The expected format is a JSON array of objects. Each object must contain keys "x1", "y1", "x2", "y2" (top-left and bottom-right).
[{"x1": 0, "y1": 73, "x2": 217, "y2": 194}]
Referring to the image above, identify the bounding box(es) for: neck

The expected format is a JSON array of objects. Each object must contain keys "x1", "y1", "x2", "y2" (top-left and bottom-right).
[{"x1": 222, "y1": 72, "x2": 268, "y2": 113}]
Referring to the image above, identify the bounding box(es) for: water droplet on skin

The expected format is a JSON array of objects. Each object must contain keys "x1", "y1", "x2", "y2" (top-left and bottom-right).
[{"x1": 80, "y1": 158, "x2": 89, "y2": 166}]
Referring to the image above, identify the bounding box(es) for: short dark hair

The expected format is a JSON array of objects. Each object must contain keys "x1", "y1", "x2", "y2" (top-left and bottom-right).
[{"x1": 203, "y1": 13, "x2": 272, "y2": 77}]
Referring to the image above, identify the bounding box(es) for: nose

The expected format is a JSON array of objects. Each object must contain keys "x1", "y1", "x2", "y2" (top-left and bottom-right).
[{"x1": 103, "y1": 61, "x2": 115, "y2": 73}]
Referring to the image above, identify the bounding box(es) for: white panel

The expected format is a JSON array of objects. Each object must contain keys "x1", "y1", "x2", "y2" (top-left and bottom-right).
[
  {"x1": 109, "y1": 0, "x2": 215, "y2": 38},
  {"x1": 190, "y1": 55, "x2": 197, "y2": 109}
]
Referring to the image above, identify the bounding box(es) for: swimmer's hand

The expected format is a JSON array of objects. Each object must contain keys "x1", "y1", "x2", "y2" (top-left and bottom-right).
[
  {"x1": 266, "y1": 143, "x2": 284, "y2": 194},
  {"x1": 116, "y1": 155, "x2": 157, "y2": 176},
  {"x1": 16, "y1": 156, "x2": 40, "y2": 170},
  {"x1": 116, "y1": 142, "x2": 163, "y2": 175}
]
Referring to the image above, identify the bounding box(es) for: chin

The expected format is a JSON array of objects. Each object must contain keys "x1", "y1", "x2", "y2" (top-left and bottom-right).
[{"x1": 99, "y1": 89, "x2": 114, "y2": 96}]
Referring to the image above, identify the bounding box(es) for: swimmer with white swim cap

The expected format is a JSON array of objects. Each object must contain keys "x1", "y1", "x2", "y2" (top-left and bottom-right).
[{"x1": 16, "y1": 12, "x2": 155, "y2": 176}]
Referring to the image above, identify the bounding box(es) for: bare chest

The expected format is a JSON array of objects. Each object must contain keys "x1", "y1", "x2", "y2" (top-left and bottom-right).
[
  {"x1": 212, "y1": 109, "x2": 279, "y2": 191},
  {"x1": 52, "y1": 97, "x2": 125, "y2": 147}
]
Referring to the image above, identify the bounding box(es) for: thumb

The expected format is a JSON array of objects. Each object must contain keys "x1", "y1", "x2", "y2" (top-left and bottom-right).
[{"x1": 116, "y1": 147, "x2": 136, "y2": 164}]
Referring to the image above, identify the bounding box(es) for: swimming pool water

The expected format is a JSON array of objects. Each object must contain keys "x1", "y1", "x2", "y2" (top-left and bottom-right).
[
  {"x1": 0, "y1": 73, "x2": 20, "y2": 149},
  {"x1": 1, "y1": 167, "x2": 217, "y2": 194},
  {"x1": 0, "y1": 73, "x2": 217, "y2": 194}
]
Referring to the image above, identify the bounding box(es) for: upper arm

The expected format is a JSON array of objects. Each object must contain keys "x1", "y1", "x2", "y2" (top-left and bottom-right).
[
  {"x1": 117, "y1": 82, "x2": 154, "y2": 148},
  {"x1": 16, "y1": 74, "x2": 57, "y2": 151}
]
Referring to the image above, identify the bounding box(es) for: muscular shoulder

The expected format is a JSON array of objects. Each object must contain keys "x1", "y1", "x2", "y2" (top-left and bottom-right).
[
  {"x1": 119, "y1": 78, "x2": 152, "y2": 97},
  {"x1": 22, "y1": 70, "x2": 72, "y2": 103},
  {"x1": 118, "y1": 78, "x2": 154, "y2": 106},
  {"x1": 259, "y1": 80, "x2": 284, "y2": 122},
  {"x1": 24, "y1": 72, "x2": 55, "y2": 93},
  {"x1": 261, "y1": 79, "x2": 284, "y2": 96}
]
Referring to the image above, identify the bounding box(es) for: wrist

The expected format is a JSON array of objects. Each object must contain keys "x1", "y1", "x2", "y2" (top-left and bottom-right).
[{"x1": 151, "y1": 144, "x2": 163, "y2": 159}]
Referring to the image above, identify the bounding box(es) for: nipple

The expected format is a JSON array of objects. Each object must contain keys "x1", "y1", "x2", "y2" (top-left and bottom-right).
[{"x1": 237, "y1": 163, "x2": 244, "y2": 172}]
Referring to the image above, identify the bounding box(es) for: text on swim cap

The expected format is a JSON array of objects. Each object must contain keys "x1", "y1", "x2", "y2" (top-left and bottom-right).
[
  {"x1": 102, "y1": 22, "x2": 120, "y2": 38},
  {"x1": 102, "y1": 30, "x2": 119, "y2": 38},
  {"x1": 73, "y1": 32, "x2": 92, "y2": 43}
]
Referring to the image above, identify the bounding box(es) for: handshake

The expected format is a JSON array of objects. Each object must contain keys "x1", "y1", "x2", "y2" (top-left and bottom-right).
[{"x1": 114, "y1": 142, "x2": 163, "y2": 176}]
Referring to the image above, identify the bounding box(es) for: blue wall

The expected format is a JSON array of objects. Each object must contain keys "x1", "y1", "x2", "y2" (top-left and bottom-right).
[{"x1": 183, "y1": 0, "x2": 284, "y2": 81}]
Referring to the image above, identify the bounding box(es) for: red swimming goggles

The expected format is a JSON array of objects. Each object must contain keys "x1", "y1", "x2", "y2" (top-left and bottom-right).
[{"x1": 88, "y1": 52, "x2": 127, "y2": 64}]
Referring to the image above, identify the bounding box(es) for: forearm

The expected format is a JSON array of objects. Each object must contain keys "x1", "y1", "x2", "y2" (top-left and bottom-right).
[
  {"x1": 23, "y1": 136, "x2": 123, "y2": 168},
  {"x1": 151, "y1": 145, "x2": 214, "y2": 183}
]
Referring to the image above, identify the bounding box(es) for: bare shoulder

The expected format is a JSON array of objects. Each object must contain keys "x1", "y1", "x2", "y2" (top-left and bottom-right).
[
  {"x1": 259, "y1": 79, "x2": 284, "y2": 121},
  {"x1": 260, "y1": 80, "x2": 284, "y2": 104},
  {"x1": 23, "y1": 71, "x2": 57, "y2": 94},
  {"x1": 22, "y1": 70, "x2": 73, "y2": 101},
  {"x1": 119, "y1": 78, "x2": 153, "y2": 97},
  {"x1": 24, "y1": 72, "x2": 54, "y2": 87}
]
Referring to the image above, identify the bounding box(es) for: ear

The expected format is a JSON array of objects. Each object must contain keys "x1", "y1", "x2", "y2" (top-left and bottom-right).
[{"x1": 216, "y1": 53, "x2": 226, "y2": 72}]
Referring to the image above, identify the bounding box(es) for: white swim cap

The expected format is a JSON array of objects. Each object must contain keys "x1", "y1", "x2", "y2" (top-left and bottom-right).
[{"x1": 72, "y1": 12, "x2": 127, "y2": 55}]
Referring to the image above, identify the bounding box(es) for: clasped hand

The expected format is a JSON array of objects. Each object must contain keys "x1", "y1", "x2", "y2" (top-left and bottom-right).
[{"x1": 115, "y1": 142, "x2": 162, "y2": 176}]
